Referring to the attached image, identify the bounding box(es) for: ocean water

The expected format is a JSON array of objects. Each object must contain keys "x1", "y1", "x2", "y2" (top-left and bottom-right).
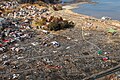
[
  {"x1": 62, "y1": 0, "x2": 74, "y2": 3},
  {"x1": 72, "y1": 0, "x2": 120, "y2": 20}
]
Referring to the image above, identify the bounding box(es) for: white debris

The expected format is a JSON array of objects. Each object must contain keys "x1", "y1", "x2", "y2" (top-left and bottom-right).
[
  {"x1": 104, "y1": 52, "x2": 107, "y2": 54},
  {"x1": 84, "y1": 33, "x2": 91, "y2": 36},
  {"x1": 41, "y1": 30, "x2": 49, "y2": 34},
  {"x1": 14, "y1": 44, "x2": 19, "y2": 47},
  {"x1": 53, "y1": 51, "x2": 57, "y2": 53},
  {"x1": 31, "y1": 42, "x2": 39, "y2": 46},
  {"x1": 51, "y1": 41, "x2": 60, "y2": 47},
  {"x1": 43, "y1": 58, "x2": 53, "y2": 63},
  {"x1": 12, "y1": 74, "x2": 20, "y2": 79},
  {"x1": 0, "y1": 48, "x2": 4, "y2": 52},
  {"x1": 2, "y1": 55, "x2": 8, "y2": 59},
  {"x1": 73, "y1": 39, "x2": 78, "y2": 42},
  {"x1": 66, "y1": 46, "x2": 70, "y2": 49},
  {"x1": 67, "y1": 37, "x2": 71, "y2": 40},
  {"x1": 101, "y1": 16, "x2": 111, "y2": 20},
  {"x1": 17, "y1": 56, "x2": 24, "y2": 59}
]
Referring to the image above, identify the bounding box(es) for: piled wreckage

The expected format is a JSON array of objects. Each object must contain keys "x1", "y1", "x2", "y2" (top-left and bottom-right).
[
  {"x1": 0, "y1": 1, "x2": 19, "y2": 10},
  {"x1": 0, "y1": 0, "x2": 120, "y2": 80},
  {"x1": 0, "y1": 18, "x2": 33, "y2": 53}
]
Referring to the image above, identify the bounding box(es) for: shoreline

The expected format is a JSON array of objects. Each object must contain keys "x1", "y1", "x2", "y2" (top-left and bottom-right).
[
  {"x1": 62, "y1": 2, "x2": 96, "y2": 19},
  {"x1": 51, "y1": 3, "x2": 120, "y2": 32},
  {"x1": 62, "y1": 2, "x2": 88, "y2": 10},
  {"x1": 62, "y1": 2, "x2": 120, "y2": 21}
]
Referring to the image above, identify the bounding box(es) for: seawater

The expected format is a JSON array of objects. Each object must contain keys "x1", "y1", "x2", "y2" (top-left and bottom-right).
[{"x1": 72, "y1": 0, "x2": 120, "y2": 20}]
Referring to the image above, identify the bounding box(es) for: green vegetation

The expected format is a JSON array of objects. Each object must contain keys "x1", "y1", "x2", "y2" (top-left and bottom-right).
[{"x1": 108, "y1": 28, "x2": 117, "y2": 34}]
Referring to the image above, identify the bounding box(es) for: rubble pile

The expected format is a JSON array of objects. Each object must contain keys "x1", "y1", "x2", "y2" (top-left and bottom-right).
[
  {"x1": 0, "y1": 1, "x2": 19, "y2": 10},
  {"x1": 0, "y1": 0, "x2": 120, "y2": 80},
  {"x1": 0, "y1": 25, "x2": 119, "y2": 79},
  {"x1": 2, "y1": 5, "x2": 48, "y2": 19},
  {"x1": 0, "y1": 18, "x2": 33, "y2": 53}
]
